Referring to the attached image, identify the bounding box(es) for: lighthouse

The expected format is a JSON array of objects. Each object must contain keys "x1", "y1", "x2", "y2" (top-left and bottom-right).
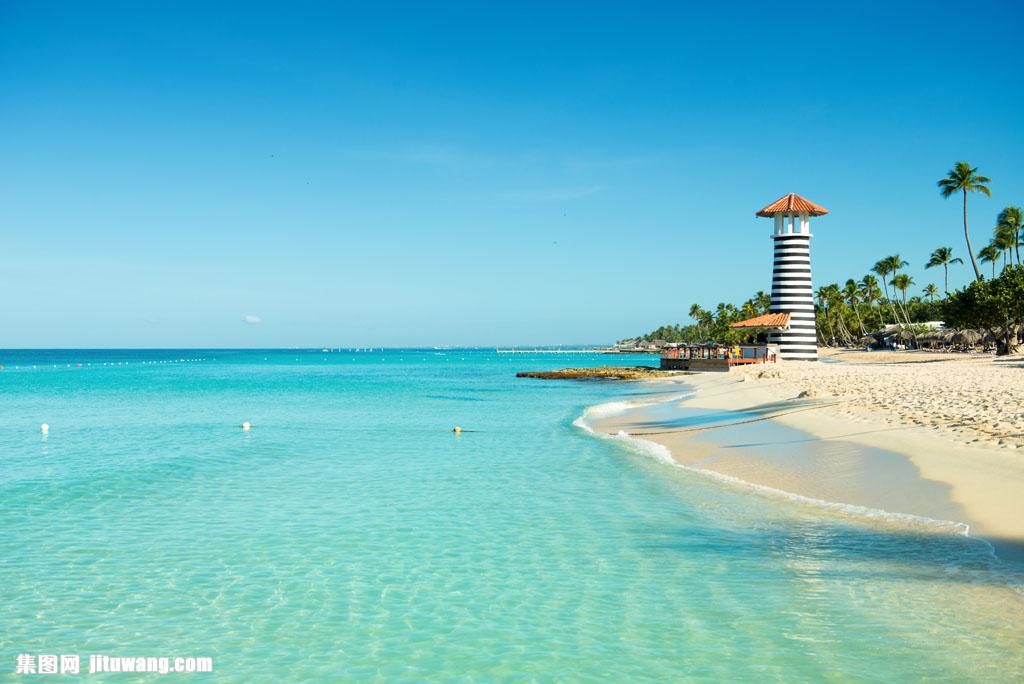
[{"x1": 756, "y1": 193, "x2": 829, "y2": 361}]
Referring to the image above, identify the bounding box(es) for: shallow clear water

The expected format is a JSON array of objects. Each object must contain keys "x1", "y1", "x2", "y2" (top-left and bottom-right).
[{"x1": 1, "y1": 349, "x2": 1021, "y2": 682}]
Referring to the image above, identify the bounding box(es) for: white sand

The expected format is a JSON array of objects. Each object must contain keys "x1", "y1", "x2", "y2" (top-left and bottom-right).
[
  {"x1": 767, "y1": 349, "x2": 1024, "y2": 449},
  {"x1": 594, "y1": 351, "x2": 1024, "y2": 559}
]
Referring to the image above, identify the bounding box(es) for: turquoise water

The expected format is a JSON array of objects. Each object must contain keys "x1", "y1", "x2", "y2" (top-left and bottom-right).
[{"x1": 1, "y1": 349, "x2": 1022, "y2": 682}]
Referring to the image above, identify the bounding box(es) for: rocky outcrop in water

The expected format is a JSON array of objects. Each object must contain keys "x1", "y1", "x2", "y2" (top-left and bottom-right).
[{"x1": 516, "y1": 366, "x2": 680, "y2": 380}]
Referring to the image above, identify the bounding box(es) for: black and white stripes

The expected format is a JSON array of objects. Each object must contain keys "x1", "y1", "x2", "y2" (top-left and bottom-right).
[{"x1": 768, "y1": 234, "x2": 817, "y2": 361}]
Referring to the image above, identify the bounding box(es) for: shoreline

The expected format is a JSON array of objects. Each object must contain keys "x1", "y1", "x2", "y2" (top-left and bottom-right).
[{"x1": 582, "y1": 353, "x2": 1024, "y2": 565}]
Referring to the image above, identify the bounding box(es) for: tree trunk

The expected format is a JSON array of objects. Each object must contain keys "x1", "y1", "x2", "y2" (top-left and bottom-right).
[
  {"x1": 894, "y1": 287, "x2": 910, "y2": 327},
  {"x1": 843, "y1": 319, "x2": 854, "y2": 345},
  {"x1": 995, "y1": 325, "x2": 1022, "y2": 356},
  {"x1": 964, "y1": 190, "x2": 983, "y2": 281},
  {"x1": 943, "y1": 263, "x2": 949, "y2": 294},
  {"x1": 819, "y1": 304, "x2": 835, "y2": 345},
  {"x1": 835, "y1": 314, "x2": 846, "y2": 345},
  {"x1": 880, "y1": 280, "x2": 898, "y2": 325},
  {"x1": 900, "y1": 291, "x2": 919, "y2": 347},
  {"x1": 853, "y1": 304, "x2": 866, "y2": 336}
]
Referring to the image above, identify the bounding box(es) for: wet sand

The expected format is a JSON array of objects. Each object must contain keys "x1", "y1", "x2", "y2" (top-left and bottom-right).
[{"x1": 588, "y1": 361, "x2": 1024, "y2": 563}]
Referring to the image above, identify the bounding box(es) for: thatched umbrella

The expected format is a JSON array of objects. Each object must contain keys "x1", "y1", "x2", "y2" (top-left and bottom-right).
[
  {"x1": 858, "y1": 335, "x2": 876, "y2": 347},
  {"x1": 897, "y1": 328, "x2": 914, "y2": 341},
  {"x1": 953, "y1": 329, "x2": 982, "y2": 346}
]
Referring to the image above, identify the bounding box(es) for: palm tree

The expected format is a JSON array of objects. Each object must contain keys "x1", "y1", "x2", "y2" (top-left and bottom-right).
[
  {"x1": 993, "y1": 223, "x2": 1020, "y2": 271},
  {"x1": 842, "y1": 279, "x2": 867, "y2": 336},
  {"x1": 890, "y1": 273, "x2": 914, "y2": 323},
  {"x1": 871, "y1": 259, "x2": 899, "y2": 325},
  {"x1": 937, "y1": 162, "x2": 992, "y2": 281},
  {"x1": 752, "y1": 290, "x2": 771, "y2": 314},
  {"x1": 884, "y1": 254, "x2": 909, "y2": 280},
  {"x1": 689, "y1": 303, "x2": 710, "y2": 339},
  {"x1": 819, "y1": 283, "x2": 853, "y2": 345},
  {"x1": 925, "y1": 246, "x2": 963, "y2": 294},
  {"x1": 858, "y1": 275, "x2": 880, "y2": 303},
  {"x1": 978, "y1": 243, "x2": 999, "y2": 279},
  {"x1": 922, "y1": 283, "x2": 939, "y2": 302},
  {"x1": 714, "y1": 302, "x2": 740, "y2": 342},
  {"x1": 996, "y1": 206, "x2": 1022, "y2": 266},
  {"x1": 858, "y1": 275, "x2": 881, "y2": 329},
  {"x1": 883, "y1": 255, "x2": 910, "y2": 324},
  {"x1": 815, "y1": 287, "x2": 833, "y2": 344},
  {"x1": 890, "y1": 274, "x2": 918, "y2": 347},
  {"x1": 885, "y1": 254, "x2": 908, "y2": 298}
]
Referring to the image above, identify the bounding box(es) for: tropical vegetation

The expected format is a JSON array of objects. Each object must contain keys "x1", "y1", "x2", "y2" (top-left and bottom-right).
[
  {"x1": 627, "y1": 162, "x2": 1023, "y2": 355},
  {"x1": 925, "y1": 246, "x2": 962, "y2": 294},
  {"x1": 937, "y1": 162, "x2": 991, "y2": 281},
  {"x1": 944, "y1": 265, "x2": 1024, "y2": 355},
  {"x1": 634, "y1": 293, "x2": 773, "y2": 346}
]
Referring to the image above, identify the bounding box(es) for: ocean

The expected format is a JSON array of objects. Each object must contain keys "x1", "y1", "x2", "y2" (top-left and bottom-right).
[{"x1": 1, "y1": 349, "x2": 1021, "y2": 681}]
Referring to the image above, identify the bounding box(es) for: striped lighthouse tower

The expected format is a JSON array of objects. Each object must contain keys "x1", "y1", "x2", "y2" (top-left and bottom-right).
[{"x1": 756, "y1": 194, "x2": 829, "y2": 361}]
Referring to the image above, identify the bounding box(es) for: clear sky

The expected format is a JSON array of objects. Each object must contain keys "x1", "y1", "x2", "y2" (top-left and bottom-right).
[{"x1": 2, "y1": 1, "x2": 1022, "y2": 347}]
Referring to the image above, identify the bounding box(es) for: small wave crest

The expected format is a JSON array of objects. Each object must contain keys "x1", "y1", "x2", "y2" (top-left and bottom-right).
[
  {"x1": 574, "y1": 394, "x2": 1024, "y2": 592},
  {"x1": 573, "y1": 392, "x2": 692, "y2": 435},
  {"x1": 575, "y1": 398, "x2": 976, "y2": 539}
]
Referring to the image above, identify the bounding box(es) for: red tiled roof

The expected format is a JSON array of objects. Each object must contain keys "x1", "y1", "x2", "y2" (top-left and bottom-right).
[
  {"x1": 756, "y1": 193, "x2": 829, "y2": 217},
  {"x1": 729, "y1": 313, "x2": 791, "y2": 329}
]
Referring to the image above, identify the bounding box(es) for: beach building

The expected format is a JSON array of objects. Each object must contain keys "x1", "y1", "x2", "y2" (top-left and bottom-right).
[
  {"x1": 731, "y1": 193, "x2": 829, "y2": 361},
  {"x1": 660, "y1": 343, "x2": 777, "y2": 371}
]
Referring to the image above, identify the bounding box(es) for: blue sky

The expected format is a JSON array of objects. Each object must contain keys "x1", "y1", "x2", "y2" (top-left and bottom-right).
[{"x1": 1, "y1": 1, "x2": 1022, "y2": 347}]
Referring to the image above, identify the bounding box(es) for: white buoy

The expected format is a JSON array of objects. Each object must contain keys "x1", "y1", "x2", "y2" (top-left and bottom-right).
[
  {"x1": 242, "y1": 421, "x2": 251, "y2": 431},
  {"x1": 452, "y1": 426, "x2": 462, "y2": 433},
  {"x1": 40, "y1": 423, "x2": 49, "y2": 434}
]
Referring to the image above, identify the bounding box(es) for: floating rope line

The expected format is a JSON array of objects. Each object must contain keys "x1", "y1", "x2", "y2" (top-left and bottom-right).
[{"x1": 627, "y1": 402, "x2": 844, "y2": 436}]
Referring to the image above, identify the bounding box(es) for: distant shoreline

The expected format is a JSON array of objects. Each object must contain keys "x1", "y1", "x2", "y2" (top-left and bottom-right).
[{"x1": 497, "y1": 348, "x2": 652, "y2": 354}]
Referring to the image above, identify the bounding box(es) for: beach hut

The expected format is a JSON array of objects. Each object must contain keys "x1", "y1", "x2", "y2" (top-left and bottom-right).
[{"x1": 754, "y1": 193, "x2": 829, "y2": 362}]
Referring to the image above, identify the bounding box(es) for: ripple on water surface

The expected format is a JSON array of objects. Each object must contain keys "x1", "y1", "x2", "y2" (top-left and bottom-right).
[{"x1": 0, "y1": 349, "x2": 1021, "y2": 682}]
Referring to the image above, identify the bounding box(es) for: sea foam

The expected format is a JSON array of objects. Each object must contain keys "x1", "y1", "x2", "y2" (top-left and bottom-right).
[{"x1": 575, "y1": 393, "x2": 980, "y2": 541}]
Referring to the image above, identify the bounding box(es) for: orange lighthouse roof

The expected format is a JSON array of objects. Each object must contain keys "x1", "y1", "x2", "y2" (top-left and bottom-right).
[{"x1": 756, "y1": 193, "x2": 829, "y2": 217}]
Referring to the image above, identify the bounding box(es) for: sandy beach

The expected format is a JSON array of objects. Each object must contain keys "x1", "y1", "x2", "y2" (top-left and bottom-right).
[{"x1": 591, "y1": 350, "x2": 1024, "y2": 562}]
